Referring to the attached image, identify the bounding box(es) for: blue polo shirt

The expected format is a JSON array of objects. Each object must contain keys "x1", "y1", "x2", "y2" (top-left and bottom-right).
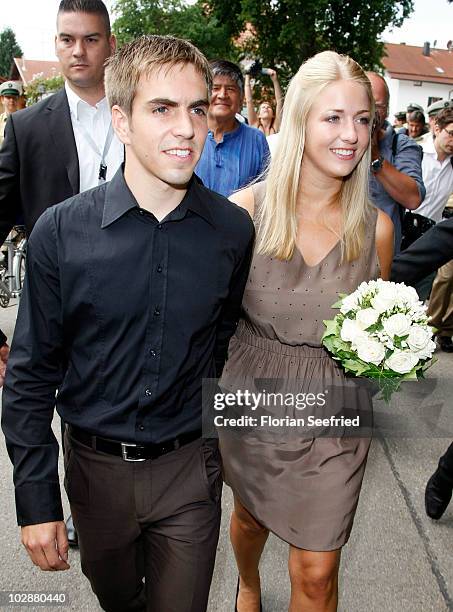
[
  {"x1": 196, "y1": 121, "x2": 270, "y2": 197},
  {"x1": 369, "y1": 121, "x2": 425, "y2": 253}
]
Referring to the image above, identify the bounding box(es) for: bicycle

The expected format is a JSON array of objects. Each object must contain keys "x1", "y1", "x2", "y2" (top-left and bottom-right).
[{"x1": 0, "y1": 225, "x2": 27, "y2": 307}]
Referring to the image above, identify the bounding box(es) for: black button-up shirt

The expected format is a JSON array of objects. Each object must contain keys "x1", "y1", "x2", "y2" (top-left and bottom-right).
[{"x1": 2, "y1": 167, "x2": 254, "y2": 526}]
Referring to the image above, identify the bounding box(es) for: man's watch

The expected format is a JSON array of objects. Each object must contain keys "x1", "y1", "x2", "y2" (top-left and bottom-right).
[{"x1": 370, "y1": 156, "x2": 384, "y2": 174}]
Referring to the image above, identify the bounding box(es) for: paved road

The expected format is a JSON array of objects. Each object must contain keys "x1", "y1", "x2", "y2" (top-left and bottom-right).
[{"x1": 0, "y1": 302, "x2": 451, "y2": 612}]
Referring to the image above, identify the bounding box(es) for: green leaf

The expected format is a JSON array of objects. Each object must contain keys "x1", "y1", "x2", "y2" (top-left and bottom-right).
[
  {"x1": 377, "y1": 377, "x2": 402, "y2": 403},
  {"x1": 322, "y1": 319, "x2": 339, "y2": 339},
  {"x1": 342, "y1": 359, "x2": 370, "y2": 376}
]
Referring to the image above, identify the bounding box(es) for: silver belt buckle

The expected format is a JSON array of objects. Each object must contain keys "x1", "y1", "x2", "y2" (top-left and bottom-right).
[{"x1": 121, "y1": 442, "x2": 146, "y2": 462}]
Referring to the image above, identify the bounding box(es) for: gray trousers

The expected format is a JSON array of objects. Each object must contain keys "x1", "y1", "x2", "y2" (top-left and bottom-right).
[{"x1": 64, "y1": 431, "x2": 222, "y2": 612}]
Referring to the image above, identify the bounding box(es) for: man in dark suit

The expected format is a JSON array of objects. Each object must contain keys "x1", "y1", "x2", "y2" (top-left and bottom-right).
[
  {"x1": 0, "y1": 0, "x2": 122, "y2": 243},
  {"x1": 391, "y1": 217, "x2": 453, "y2": 285},
  {"x1": 0, "y1": 0, "x2": 123, "y2": 546},
  {"x1": 391, "y1": 218, "x2": 453, "y2": 521}
]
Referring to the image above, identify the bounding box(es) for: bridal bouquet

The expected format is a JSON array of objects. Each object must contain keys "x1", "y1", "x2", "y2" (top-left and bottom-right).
[{"x1": 322, "y1": 279, "x2": 436, "y2": 402}]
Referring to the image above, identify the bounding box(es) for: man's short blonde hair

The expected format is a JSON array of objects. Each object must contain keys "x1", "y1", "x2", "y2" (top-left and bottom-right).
[{"x1": 105, "y1": 35, "x2": 212, "y2": 116}]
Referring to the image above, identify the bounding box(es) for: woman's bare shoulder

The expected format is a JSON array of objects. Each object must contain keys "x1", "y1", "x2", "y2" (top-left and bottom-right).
[{"x1": 229, "y1": 187, "x2": 255, "y2": 217}]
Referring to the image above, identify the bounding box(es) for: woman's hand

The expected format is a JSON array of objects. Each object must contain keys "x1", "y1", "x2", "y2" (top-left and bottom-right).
[{"x1": 268, "y1": 69, "x2": 277, "y2": 81}]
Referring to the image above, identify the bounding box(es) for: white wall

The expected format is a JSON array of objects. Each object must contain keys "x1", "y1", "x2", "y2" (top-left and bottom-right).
[{"x1": 385, "y1": 73, "x2": 453, "y2": 119}]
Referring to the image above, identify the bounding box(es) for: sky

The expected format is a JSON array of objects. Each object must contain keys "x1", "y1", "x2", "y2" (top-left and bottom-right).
[{"x1": 0, "y1": 0, "x2": 452, "y2": 62}]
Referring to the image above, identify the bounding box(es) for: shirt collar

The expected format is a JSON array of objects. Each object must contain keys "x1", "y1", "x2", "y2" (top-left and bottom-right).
[
  {"x1": 102, "y1": 167, "x2": 215, "y2": 229},
  {"x1": 208, "y1": 120, "x2": 242, "y2": 143},
  {"x1": 421, "y1": 133, "x2": 436, "y2": 154},
  {"x1": 65, "y1": 82, "x2": 108, "y2": 120}
]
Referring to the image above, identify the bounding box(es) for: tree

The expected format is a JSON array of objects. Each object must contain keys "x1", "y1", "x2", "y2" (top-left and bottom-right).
[
  {"x1": 0, "y1": 28, "x2": 23, "y2": 78},
  {"x1": 209, "y1": 0, "x2": 415, "y2": 82},
  {"x1": 25, "y1": 74, "x2": 64, "y2": 106},
  {"x1": 112, "y1": 0, "x2": 236, "y2": 60}
]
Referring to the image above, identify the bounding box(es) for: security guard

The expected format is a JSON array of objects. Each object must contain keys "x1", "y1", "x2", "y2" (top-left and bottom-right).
[{"x1": 0, "y1": 82, "x2": 21, "y2": 146}]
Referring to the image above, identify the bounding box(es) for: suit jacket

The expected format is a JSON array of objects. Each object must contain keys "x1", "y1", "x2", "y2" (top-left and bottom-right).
[
  {"x1": 391, "y1": 218, "x2": 453, "y2": 285},
  {"x1": 0, "y1": 88, "x2": 79, "y2": 243}
]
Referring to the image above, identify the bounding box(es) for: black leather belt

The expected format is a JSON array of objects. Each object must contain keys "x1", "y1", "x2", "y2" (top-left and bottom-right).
[{"x1": 68, "y1": 425, "x2": 202, "y2": 462}]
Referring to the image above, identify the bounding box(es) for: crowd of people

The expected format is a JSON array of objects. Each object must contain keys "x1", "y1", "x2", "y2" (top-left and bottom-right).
[{"x1": 0, "y1": 1, "x2": 452, "y2": 611}]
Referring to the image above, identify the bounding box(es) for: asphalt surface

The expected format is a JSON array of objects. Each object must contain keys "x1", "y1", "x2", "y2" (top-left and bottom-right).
[{"x1": 0, "y1": 301, "x2": 451, "y2": 612}]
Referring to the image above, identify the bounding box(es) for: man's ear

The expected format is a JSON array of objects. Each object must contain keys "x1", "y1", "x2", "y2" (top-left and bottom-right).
[{"x1": 111, "y1": 105, "x2": 131, "y2": 146}]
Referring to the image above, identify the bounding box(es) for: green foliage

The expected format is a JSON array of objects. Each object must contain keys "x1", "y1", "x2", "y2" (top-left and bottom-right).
[
  {"x1": 209, "y1": 0, "x2": 415, "y2": 84},
  {"x1": 25, "y1": 74, "x2": 65, "y2": 106},
  {"x1": 0, "y1": 28, "x2": 23, "y2": 78},
  {"x1": 112, "y1": 0, "x2": 236, "y2": 60}
]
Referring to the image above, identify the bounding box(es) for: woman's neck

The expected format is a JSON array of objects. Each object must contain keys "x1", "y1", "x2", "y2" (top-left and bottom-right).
[
  {"x1": 297, "y1": 165, "x2": 342, "y2": 217},
  {"x1": 258, "y1": 117, "x2": 274, "y2": 135}
]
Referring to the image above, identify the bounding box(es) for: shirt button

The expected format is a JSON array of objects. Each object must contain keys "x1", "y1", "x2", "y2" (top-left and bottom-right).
[
  {"x1": 157, "y1": 265, "x2": 162, "y2": 273},
  {"x1": 157, "y1": 224, "x2": 162, "y2": 230},
  {"x1": 139, "y1": 209, "x2": 145, "y2": 216},
  {"x1": 154, "y1": 307, "x2": 160, "y2": 316},
  {"x1": 139, "y1": 424, "x2": 145, "y2": 431},
  {"x1": 149, "y1": 349, "x2": 157, "y2": 357},
  {"x1": 145, "y1": 389, "x2": 152, "y2": 396}
]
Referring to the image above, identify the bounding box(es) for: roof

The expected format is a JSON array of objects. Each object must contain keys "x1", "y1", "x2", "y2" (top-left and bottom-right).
[
  {"x1": 383, "y1": 43, "x2": 453, "y2": 85},
  {"x1": 11, "y1": 58, "x2": 61, "y2": 85}
]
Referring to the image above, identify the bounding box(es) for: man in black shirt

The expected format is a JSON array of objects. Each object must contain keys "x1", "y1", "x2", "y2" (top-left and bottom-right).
[{"x1": 2, "y1": 35, "x2": 254, "y2": 612}]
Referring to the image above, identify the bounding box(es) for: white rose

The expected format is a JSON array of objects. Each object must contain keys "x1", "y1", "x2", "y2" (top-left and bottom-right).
[
  {"x1": 407, "y1": 325, "x2": 432, "y2": 352},
  {"x1": 398, "y1": 284, "x2": 420, "y2": 306},
  {"x1": 371, "y1": 283, "x2": 399, "y2": 313},
  {"x1": 355, "y1": 337, "x2": 386, "y2": 366},
  {"x1": 340, "y1": 294, "x2": 359, "y2": 314},
  {"x1": 356, "y1": 308, "x2": 380, "y2": 330},
  {"x1": 340, "y1": 318, "x2": 364, "y2": 343},
  {"x1": 385, "y1": 350, "x2": 419, "y2": 374},
  {"x1": 413, "y1": 339, "x2": 436, "y2": 361},
  {"x1": 382, "y1": 313, "x2": 412, "y2": 338}
]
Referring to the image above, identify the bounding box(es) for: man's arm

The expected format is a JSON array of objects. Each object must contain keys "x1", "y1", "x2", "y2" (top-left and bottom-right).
[
  {"x1": 214, "y1": 215, "x2": 255, "y2": 377},
  {"x1": 0, "y1": 116, "x2": 22, "y2": 244},
  {"x1": 1, "y1": 208, "x2": 69, "y2": 570},
  {"x1": 391, "y1": 218, "x2": 453, "y2": 285},
  {"x1": 372, "y1": 130, "x2": 425, "y2": 210}
]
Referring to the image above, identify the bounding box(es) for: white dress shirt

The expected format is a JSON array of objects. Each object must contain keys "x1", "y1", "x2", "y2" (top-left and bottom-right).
[
  {"x1": 418, "y1": 134, "x2": 453, "y2": 222},
  {"x1": 66, "y1": 82, "x2": 124, "y2": 193}
]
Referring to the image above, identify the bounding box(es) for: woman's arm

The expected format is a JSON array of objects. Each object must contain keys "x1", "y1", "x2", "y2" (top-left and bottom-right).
[
  {"x1": 375, "y1": 209, "x2": 394, "y2": 280},
  {"x1": 269, "y1": 69, "x2": 283, "y2": 132},
  {"x1": 244, "y1": 74, "x2": 258, "y2": 128},
  {"x1": 229, "y1": 186, "x2": 255, "y2": 217}
]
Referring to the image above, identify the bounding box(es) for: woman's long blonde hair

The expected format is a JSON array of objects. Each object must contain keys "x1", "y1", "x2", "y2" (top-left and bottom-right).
[{"x1": 257, "y1": 51, "x2": 375, "y2": 262}]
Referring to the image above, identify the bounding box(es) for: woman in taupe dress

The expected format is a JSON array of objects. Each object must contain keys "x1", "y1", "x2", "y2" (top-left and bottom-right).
[{"x1": 219, "y1": 52, "x2": 394, "y2": 611}]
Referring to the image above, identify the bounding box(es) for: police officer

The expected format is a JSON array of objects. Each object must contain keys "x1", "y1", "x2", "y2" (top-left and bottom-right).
[
  {"x1": 419, "y1": 98, "x2": 453, "y2": 145},
  {"x1": 0, "y1": 82, "x2": 21, "y2": 146}
]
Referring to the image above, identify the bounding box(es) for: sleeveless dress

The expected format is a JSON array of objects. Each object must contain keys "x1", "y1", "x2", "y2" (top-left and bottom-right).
[{"x1": 219, "y1": 182, "x2": 380, "y2": 551}]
